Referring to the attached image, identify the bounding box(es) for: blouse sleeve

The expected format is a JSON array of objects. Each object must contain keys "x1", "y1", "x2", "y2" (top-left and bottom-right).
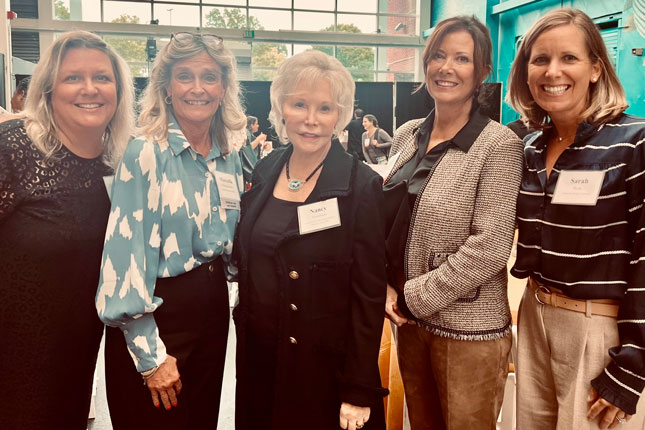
[
  {"x1": 591, "y1": 131, "x2": 645, "y2": 414},
  {"x1": 0, "y1": 137, "x2": 17, "y2": 224},
  {"x1": 96, "y1": 138, "x2": 167, "y2": 372},
  {"x1": 374, "y1": 129, "x2": 393, "y2": 149}
]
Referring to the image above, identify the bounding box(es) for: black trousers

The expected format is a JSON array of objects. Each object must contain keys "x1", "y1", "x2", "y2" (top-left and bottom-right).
[{"x1": 105, "y1": 259, "x2": 230, "y2": 430}]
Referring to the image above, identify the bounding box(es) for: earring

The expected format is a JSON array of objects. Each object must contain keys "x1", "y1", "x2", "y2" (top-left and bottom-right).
[
  {"x1": 591, "y1": 77, "x2": 598, "y2": 83},
  {"x1": 164, "y1": 95, "x2": 172, "y2": 104}
]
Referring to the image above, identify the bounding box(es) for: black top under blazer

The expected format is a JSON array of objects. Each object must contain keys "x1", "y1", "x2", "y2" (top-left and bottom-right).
[{"x1": 233, "y1": 141, "x2": 388, "y2": 430}]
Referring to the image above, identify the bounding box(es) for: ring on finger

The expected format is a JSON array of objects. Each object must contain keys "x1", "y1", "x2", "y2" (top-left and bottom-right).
[
  {"x1": 615, "y1": 416, "x2": 627, "y2": 424},
  {"x1": 356, "y1": 424, "x2": 364, "y2": 429}
]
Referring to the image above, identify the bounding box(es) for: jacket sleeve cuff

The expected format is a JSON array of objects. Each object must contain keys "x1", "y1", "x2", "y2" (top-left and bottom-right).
[
  {"x1": 339, "y1": 379, "x2": 389, "y2": 407},
  {"x1": 397, "y1": 290, "x2": 415, "y2": 320},
  {"x1": 591, "y1": 363, "x2": 643, "y2": 415},
  {"x1": 122, "y1": 313, "x2": 168, "y2": 372}
]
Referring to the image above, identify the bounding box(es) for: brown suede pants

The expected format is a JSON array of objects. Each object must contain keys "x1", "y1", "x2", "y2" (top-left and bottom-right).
[{"x1": 397, "y1": 324, "x2": 511, "y2": 430}]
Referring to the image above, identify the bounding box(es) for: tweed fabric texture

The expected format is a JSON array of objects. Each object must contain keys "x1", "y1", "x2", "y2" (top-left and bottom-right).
[{"x1": 386, "y1": 118, "x2": 524, "y2": 340}]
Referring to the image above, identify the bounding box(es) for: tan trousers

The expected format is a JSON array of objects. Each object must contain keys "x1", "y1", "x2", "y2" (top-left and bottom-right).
[
  {"x1": 516, "y1": 285, "x2": 645, "y2": 430},
  {"x1": 397, "y1": 323, "x2": 511, "y2": 430}
]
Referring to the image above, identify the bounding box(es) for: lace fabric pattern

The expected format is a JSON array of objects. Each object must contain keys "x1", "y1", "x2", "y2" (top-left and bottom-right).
[{"x1": 0, "y1": 119, "x2": 111, "y2": 429}]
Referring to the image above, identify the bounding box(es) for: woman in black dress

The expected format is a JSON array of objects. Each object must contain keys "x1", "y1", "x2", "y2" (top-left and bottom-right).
[
  {"x1": 0, "y1": 31, "x2": 134, "y2": 430},
  {"x1": 234, "y1": 49, "x2": 388, "y2": 430}
]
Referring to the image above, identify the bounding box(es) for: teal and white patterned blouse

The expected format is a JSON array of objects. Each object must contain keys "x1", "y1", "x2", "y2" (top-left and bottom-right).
[{"x1": 96, "y1": 116, "x2": 243, "y2": 372}]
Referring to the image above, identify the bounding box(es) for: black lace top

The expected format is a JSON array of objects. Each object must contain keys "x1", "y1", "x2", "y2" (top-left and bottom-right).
[{"x1": 0, "y1": 119, "x2": 111, "y2": 428}]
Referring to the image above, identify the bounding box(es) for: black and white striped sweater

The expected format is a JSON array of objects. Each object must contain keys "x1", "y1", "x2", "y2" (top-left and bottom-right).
[{"x1": 511, "y1": 114, "x2": 645, "y2": 414}]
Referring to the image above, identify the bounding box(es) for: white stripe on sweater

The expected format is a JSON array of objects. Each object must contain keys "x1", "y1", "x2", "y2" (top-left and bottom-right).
[
  {"x1": 604, "y1": 369, "x2": 642, "y2": 396},
  {"x1": 517, "y1": 217, "x2": 627, "y2": 230}
]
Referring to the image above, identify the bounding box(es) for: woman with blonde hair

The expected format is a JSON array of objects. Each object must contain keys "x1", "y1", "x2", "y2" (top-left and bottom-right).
[
  {"x1": 0, "y1": 30, "x2": 134, "y2": 429},
  {"x1": 508, "y1": 8, "x2": 645, "y2": 429},
  {"x1": 234, "y1": 49, "x2": 388, "y2": 430},
  {"x1": 97, "y1": 33, "x2": 246, "y2": 429}
]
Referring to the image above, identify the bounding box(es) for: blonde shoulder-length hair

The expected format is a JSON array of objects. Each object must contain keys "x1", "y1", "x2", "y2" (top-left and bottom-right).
[
  {"x1": 269, "y1": 49, "x2": 355, "y2": 144},
  {"x1": 23, "y1": 30, "x2": 135, "y2": 169},
  {"x1": 507, "y1": 8, "x2": 627, "y2": 129},
  {"x1": 137, "y1": 35, "x2": 246, "y2": 154}
]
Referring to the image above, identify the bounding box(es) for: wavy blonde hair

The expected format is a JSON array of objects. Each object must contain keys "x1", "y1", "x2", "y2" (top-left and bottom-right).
[
  {"x1": 137, "y1": 35, "x2": 246, "y2": 154},
  {"x1": 508, "y1": 8, "x2": 627, "y2": 129},
  {"x1": 269, "y1": 50, "x2": 355, "y2": 144},
  {"x1": 23, "y1": 30, "x2": 135, "y2": 169}
]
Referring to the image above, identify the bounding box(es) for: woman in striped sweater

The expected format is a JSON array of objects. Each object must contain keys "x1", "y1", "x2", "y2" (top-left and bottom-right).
[{"x1": 508, "y1": 8, "x2": 645, "y2": 430}]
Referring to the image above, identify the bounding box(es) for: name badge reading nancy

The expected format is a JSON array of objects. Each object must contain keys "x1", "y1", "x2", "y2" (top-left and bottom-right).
[
  {"x1": 297, "y1": 198, "x2": 342, "y2": 235},
  {"x1": 214, "y1": 171, "x2": 241, "y2": 210},
  {"x1": 551, "y1": 170, "x2": 605, "y2": 206}
]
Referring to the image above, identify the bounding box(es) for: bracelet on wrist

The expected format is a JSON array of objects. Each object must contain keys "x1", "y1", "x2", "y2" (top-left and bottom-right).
[{"x1": 140, "y1": 365, "x2": 159, "y2": 384}]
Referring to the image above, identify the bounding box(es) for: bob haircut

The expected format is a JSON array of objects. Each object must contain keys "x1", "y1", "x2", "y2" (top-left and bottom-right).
[
  {"x1": 138, "y1": 34, "x2": 246, "y2": 154},
  {"x1": 420, "y1": 16, "x2": 492, "y2": 96},
  {"x1": 269, "y1": 50, "x2": 355, "y2": 144},
  {"x1": 507, "y1": 8, "x2": 627, "y2": 129},
  {"x1": 23, "y1": 30, "x2": 135, "y2": 169},
  {"x1": 363, "y1": 114, "x2": 378, "y2": 127},
  {"x1": 246, "y1": 115, "x2": 258, "y2": 130}
]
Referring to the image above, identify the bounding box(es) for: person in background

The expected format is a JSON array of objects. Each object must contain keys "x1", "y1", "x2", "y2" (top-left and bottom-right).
[
  {"x1": 96, "y1": 32, "x2": 246, "y2": 430},
  {"x1": 0, "y1": 30, "x2": 134, "y2": 430},
  {"x1": 507, "y1": 8, "x2": 645, "y2": 430},
  {"x1": 345, "y1": 107, "x2": 365, "y2": 160},
  {"x1": 384, "y1": 16, "x2": 524, "y2": 429},
  {"x1": 234, "y1": 49, "x2": 388, "y2": 430},
  {"x1": 11, "y1": 76, "x2": 30, "y2": 113},
  {"x1": 361, "y1": 114, "x2": 392, "y2": 164},
  {"x1": 240, "y1": 115, "x2": 268, "y2": 186}
]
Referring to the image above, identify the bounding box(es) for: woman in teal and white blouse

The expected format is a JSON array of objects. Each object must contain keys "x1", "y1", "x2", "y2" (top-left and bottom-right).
[{"x1": 96, "y1": 33, "x2": 246, "y2": 430}]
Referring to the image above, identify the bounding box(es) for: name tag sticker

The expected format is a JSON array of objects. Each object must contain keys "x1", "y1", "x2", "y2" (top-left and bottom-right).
[
  {"x1": 214, "y1": 171, "x2": 241, "y2": 210},
  {"x1": 297, "y1": 198, "x2": 341, "y2": 235},
  {"x1": 551, "y1": 170, "x2": 605, "y2": 206}
]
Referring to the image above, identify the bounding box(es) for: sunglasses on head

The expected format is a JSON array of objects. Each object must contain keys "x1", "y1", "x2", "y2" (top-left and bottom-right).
[{"x1": 171, "y1": 32, "x2": 223, "y2": 47}]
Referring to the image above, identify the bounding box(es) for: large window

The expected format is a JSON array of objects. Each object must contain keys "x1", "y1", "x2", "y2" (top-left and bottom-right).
[{"x1": 54, "y1": 0, "x2": 421, "y2": 81}]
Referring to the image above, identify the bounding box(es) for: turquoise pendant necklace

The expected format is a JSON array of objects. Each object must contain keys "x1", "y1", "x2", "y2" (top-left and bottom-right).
[{"x1": 286, "y1": 156, "x2": 325, "y2": 192}]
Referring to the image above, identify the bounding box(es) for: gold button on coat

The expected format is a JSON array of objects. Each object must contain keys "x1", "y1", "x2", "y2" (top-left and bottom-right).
[
  {"x1": 208, "y1": 264, "x2": 214, "y2": 272},
  {"x1": 290, "y1": 304, "x2": 298, "y2": 311},
  {"x1": 289, "y1": 271, "x2": 299, "y2": 280},
  {"x1": 289, "y1": 337, "x2": 298, "y2": 344}
]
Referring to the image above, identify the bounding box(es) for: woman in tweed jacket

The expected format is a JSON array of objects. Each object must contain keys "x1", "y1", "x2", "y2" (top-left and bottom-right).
[{"x1": 383, "y1": 16, "x2": 523, "y2": 429}]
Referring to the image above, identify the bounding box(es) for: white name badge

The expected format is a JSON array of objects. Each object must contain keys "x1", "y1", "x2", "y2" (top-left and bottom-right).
[
  {"x1": 551, "y1": 170, "x2": 605, "y2": 206},
  {"x1": 364, "y1": 138, "x2": 371, "y2": 148},
  {"x1": 297, "y1": 198, "x2": 342, "y2": 235},
  {"x1": 214, "y1": 171, "x2": 241, "y2": 210}
]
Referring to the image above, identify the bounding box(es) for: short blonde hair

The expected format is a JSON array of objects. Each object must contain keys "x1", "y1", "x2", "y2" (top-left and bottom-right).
[
  {"x1": 23, "y1": 30, "x2": 135, "y2": 169},
  {"x1": 269, "y1": 50, "x2": 355, "y2": 144},
  {"x1": 138, "y1": 34, "x2": 246, "y2": 154},
  {"x1": 507, "y1": 8, "x2": 627, "y2": 129}
]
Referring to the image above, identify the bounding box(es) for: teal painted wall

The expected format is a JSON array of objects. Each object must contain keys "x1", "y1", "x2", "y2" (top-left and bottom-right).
[{"x1": 430, "y1": 0, "x2": 645, "y2": 123}]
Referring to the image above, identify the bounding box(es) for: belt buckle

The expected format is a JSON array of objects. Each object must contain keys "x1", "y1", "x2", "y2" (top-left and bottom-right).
[{"x1": 535, "y1": 285, "x2": 551, "y2": 305}]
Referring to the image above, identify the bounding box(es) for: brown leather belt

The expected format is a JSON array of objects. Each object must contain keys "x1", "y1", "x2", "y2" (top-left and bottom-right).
[{"x1": 528, "y1": 278, "x2": 619, "y2": 318}]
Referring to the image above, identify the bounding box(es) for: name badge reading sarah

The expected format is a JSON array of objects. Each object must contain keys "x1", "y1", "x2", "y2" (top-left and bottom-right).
[
  {"x1": 214, "y1": 171, "x2": 241, "y2": 210},
  {"x1": 551, "y1": 170, "x2": 605, "y2": 206},
  {"x1": 297, "y1": 198, "x2": 342, "y2": 235}
]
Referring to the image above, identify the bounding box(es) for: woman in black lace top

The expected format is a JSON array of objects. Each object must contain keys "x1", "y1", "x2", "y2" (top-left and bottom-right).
[{"x1": 0, "y1": 31, "x2": 134, "y2": 430}]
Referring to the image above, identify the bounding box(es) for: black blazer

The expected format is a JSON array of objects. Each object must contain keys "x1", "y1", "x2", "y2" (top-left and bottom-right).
[{"x1": 234, "y1": 141, "x2": 387, "y2": 430}]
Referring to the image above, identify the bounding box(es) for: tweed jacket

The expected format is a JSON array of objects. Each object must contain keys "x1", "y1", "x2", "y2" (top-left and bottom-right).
[{"x1": 385, "y1": 116, "x2": 524, "y2": 340}]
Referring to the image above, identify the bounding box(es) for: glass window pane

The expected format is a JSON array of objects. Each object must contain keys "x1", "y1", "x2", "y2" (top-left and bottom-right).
[
  {"x1": 380, "y1": 15, "x2": 417, "y2": 36},
  {"x1": 294, "y1": 12, "x2": 334, "y2": 32},
  {"x1": 103, "y1": 2, "x2": 151, "y2": 24},
  {"x1": 293, "y1": 44, "x2": 314, "y2": 56},
  {"x1": 203, "y1": 7, "x2": 249, "y2": 29},
  {"x1": 294, "y1": 0, "x2": 335, "y2": 11},
  {"x1": 337, "y1": 0, "x2": 376, "y2": 14},
  {"x1": 250, "y1": 0, "x2": 291, "y2": 8},
  {"x1": 105, "y1": 35, "x2": 149, "y2": 77},
  {"x1": 378, "y1": 47, "x2": 418, "y2": 81},
  {"x1": 153, "y1": 4, "x2": 200, "y2": 26},
  {"x1": 252, "y1": 42, "x2": 289, "y2": 80},
  {"x1": 203, "y1": 0, "x2": 246, "y2": 5},
  {"x1": 250, "y1": 8, "x2": 291, "y2": 31},
  {"x1": 337, "y1": 14, "x2": 376, "y2": 33},
  {"x1": 337, "y1": 45, "x2": 375, "y2": 81},
  {"x1": 53, "y1": 0, "x2": 101, "y2": 21}
]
